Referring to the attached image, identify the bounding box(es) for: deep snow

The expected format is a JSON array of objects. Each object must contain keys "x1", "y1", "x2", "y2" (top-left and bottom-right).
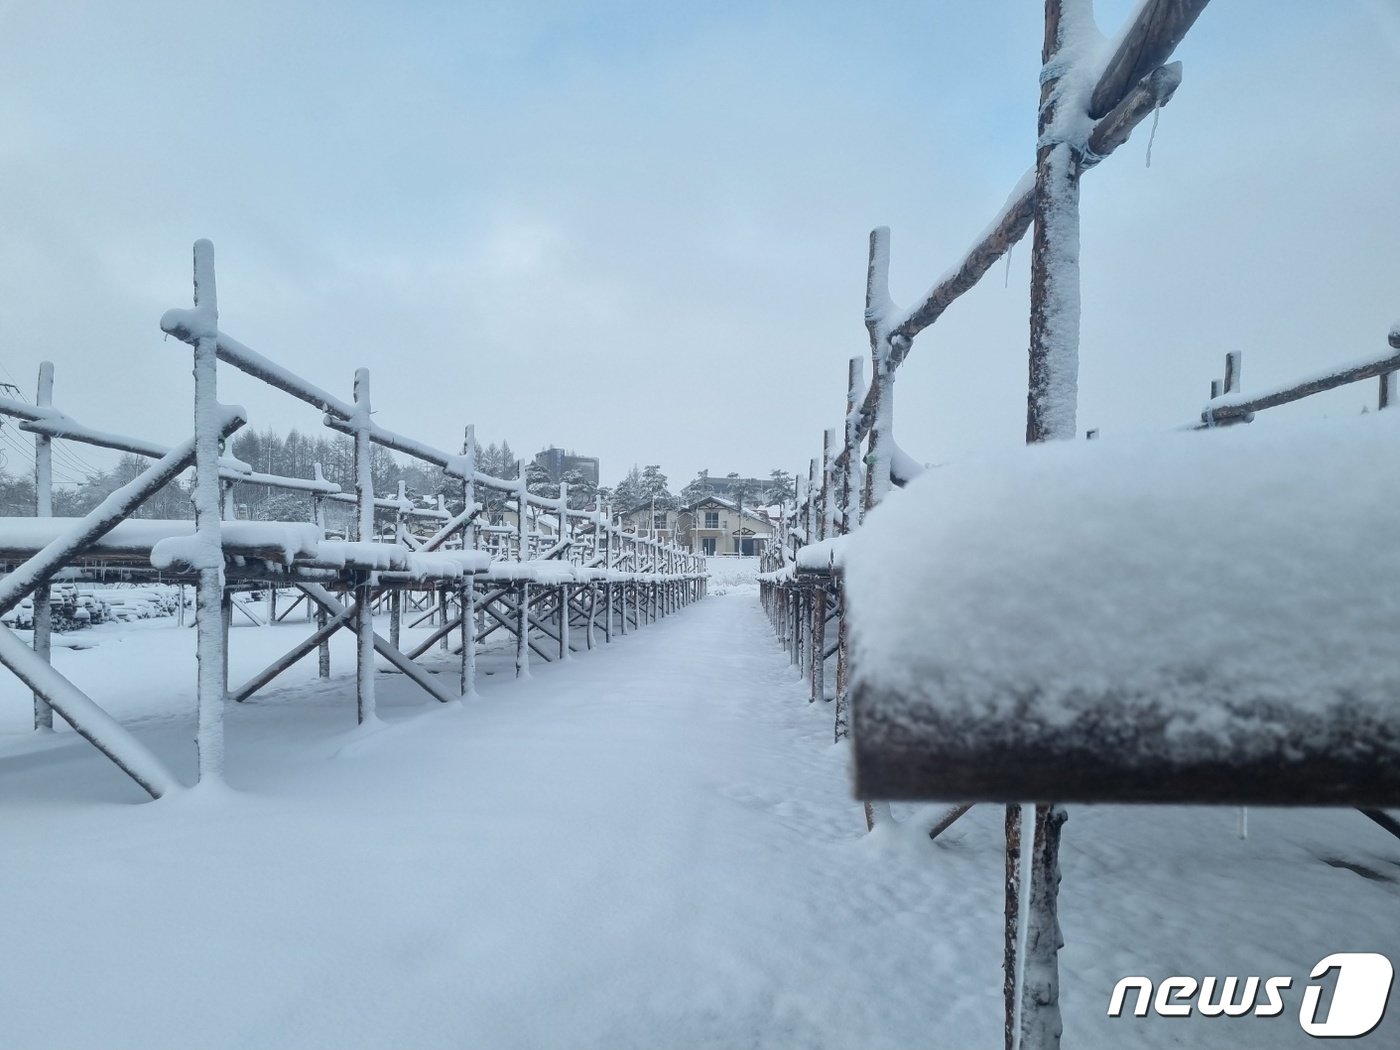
[{"x1": 1, "y1": 588, "x2": 1397, "y2": 1048}]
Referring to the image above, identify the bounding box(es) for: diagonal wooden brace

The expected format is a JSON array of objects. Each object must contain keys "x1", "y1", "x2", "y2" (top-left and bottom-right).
[
  {"x1": 296, "y1": 584, "x2": 458, "y2": 704},
  {"x1": 0, "y1": 409, "x2": 246, "y2": 616},
  {"x1": 229, "y1": 606, "x2": 356, "y2": 703},
  {"x1": 0, "y1": 625, "x2": 181, "y2": 799}
]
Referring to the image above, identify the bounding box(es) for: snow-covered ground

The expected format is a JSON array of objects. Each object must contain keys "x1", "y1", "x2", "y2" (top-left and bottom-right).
[
  {"x1": 705, "y1": 555, "x2": 762, "y2": 588},
  {"x1": 1, "y1": 587, "x2": 1397, "y2": 1048}
]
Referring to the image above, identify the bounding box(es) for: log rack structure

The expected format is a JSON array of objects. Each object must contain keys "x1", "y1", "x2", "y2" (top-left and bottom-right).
[
  {"x1": 0, "y1": 240, "x2": 706, "y2": 801},
  {"x1": 757, "y1": 2, "x2": 1399, "y2": 1047}
]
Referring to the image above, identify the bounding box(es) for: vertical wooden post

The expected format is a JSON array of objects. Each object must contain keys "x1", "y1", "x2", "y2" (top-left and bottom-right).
[
  {"x1": 31, "y1": 361, "x2": 54, "y2": 730},
  {"x1": 316, "y1": 604, "x2": 330, "y2": 678},
  {"x1": 820, "y1": 428, "x2": 836, "y2": 540},
  {"x1": 1384, "y1": 326, "x2": 1400, "y2": 407},
  {"x1": 860, "y1": 230, "x2": 898, "y2": 831},
  {"x1": 603, "y1": 510, "x2": 614, "y2": 643},
  {"x1": 862, "y1": 227, "x2": 900, "y2": 509},
  {"x1": 558, "y1": 481, "x2": 571, "y2": 660},
  {"x1": 461, "y1": 424, "x2": 478, "y2": 698},
  {"x1": 618, "y1": 518, "x2": 629, "y2": 638},
  {"x1": 1025, "y1": 0, "x2": 1085, "y2": 446},
  {"x1": 189, "y1": 240, "x2": 228, "y2": 782},
  {"x1": 1004, "y1": 804, "x2": 1024, "y2": 1050},
  {"x1": 353, "y1": 367, "x2": 377, "y2": 725},
  {"x1": 515, "y1": 463, "x2": 530, "y2": 679},
  {"x1": 1223, "y1": 350, "x2": 1242, "y2": 396},
  {"x1": 586, "y1": 580, "x2": 598, "y2": 650},
  {"x1": 1020, "y1": 806, "x2": 1067, "y2": 1050},
  {"x1": 312, "y1": 461, "x2": 331, "y2": 676},
  {"x1": 389, "y1": 588, "x2": 401, "y2": 650},
  {"x1": 1014, "y1": 1, "x2": 1083, "y2": 1042},
  {"x1": 842, "y1": 357, "x2": 864, "y2": 532},
  {"x1": 833, "y1": 357, "x2": 863, "y2": 742}
]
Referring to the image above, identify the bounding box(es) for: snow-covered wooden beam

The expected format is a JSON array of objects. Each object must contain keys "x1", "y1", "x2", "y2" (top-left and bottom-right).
[
  {"x1": 846, "y1": 417, "x2": 1400, "y2": 806},
  {"x1": 1084, "y1": 61, "x2": 1181, "y2": 163},
  {"x1": 1087, "y1": 0, "x2": 1211, "y2": 119},
  {"x1": 0, "y1": 395, "x2": 323, "y2": 491},
  {"x1": 161, "y1": 314, "x2": 355, "y2": 420},
  {"x1": 1202, "y1": 347, "x2": 1400, "y2": 426}
]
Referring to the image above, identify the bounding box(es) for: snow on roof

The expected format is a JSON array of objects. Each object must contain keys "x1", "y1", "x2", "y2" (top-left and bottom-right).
[{"x1": 845, "y1": 414, "x2": 1400, "y2": 784}]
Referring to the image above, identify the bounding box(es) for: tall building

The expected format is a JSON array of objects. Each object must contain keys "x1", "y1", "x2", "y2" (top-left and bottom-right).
[{"x1": 533, "y1": 447, "x2": 600, "y2": 487}]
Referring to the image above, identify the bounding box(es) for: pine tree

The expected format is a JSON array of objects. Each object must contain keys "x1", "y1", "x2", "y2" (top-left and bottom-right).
[
  {"x1": 525, "y1": 458, "x2": 555, "y2": 497},
  {"x1": 767, "y1": 468, "x2": 795, "y2": 505},
  {"x1": 680, "y1": 469, "x2": 711, "y2": 505},
  {"x1": 562, "y1": 467, "x2": 596, "y2": 509},
  {"x1": 639, "y1": 464, "x2": 675, "y2": 510},
  {"x1": 612, "y1": 465, "x2": 644, "y2": 510}
]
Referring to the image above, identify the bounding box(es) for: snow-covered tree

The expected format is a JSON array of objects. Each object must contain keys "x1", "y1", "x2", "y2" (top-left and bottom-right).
[
  {"x1": 612, "y1": 465, "x2": 644, "y2": 510},
  {"x1": 639, "y1": 464, "x2": 675, "y2": 510},
  {"x1": 525, "y1": 458, "x2": 554, "y2": 498},
  {"x1": 766, "y1": 468, "x2": 795, "y2": 505},
  {"x1": 562, "y1": 467, "x2": 595, "y2": 509},
  {"x1": 680, "y1": 469, "x2": 711, "y2": 505}
]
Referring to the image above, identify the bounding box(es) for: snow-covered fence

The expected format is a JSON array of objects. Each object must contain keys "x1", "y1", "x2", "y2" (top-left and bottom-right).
[
  {"x1": 0, "y1": 239, "x2": 705, "y2": 802},
  {"x1": 763, "y1": 1, "x2": 1400, "y2": 1044},
  {"x1": 745, "y1": 2, "x2": 1400, "y2": 1047}
]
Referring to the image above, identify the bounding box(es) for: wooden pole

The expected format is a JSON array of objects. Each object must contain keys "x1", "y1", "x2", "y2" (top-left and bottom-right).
[
  {"x1": 516, "y1": 463, "x2": 531, "y2": 678},
  {"x1": 1086, "y1": 0, "x2": 1211, "y2": 120},
  {"x1": 31, "y1": 361, "x2": 53, "y2": 731},
  {"x1": 558, "y1": 481, "x2": 571, "y2": 661},
  {"x1": 924, "y1": 803, "x2": 974, "y2": 841},
  {"x1": 1025, "y1": 1, "x2": 1085, "y2": 445},
  {"x1": 229, "y1": 607, "x2": 355, "y2": 703},
  {"x1": 186, "y1": 240, "x2": 229, "y2": 783},
  {"x1": 1016, "y1": 3, "x2": 1086, "y2": 1042},
  {"x1": 461, "y1": 424, "x2": 478, "y2": 698},
  {"x1": 1019, "y1": 806, "x2": 1068, "y2": 1050},
  {"x1": 863, "y1": 228, "x2": 900, "y2": 507},
  {"x1": 1004, "y1": 803, "x2": 1023, "y2": 1050},
  {"x1": 353, "y1": 368, "x2": 377, "y2": 724}
]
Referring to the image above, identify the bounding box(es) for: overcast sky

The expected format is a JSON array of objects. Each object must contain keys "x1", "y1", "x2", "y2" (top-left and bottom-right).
[{"x1": 0, "y1": 1, "x2": 1397, "y2": 493}]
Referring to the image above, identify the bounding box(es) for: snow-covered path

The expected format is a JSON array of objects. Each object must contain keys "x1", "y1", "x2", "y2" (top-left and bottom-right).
[{"x1": 2, "y1": 588, "x2": 1398, "y2": 1048}]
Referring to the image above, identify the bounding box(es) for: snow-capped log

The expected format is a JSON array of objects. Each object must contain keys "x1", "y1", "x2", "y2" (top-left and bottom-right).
[
  {"x1": 846, "y1": 415, "x2": 1400, "y2": 805},
  {"x1": 1084, "y1": 61, "x2": 1181, "y2": 163},
  {"x1": 1202, "y1": 344, "x2": 1400, "y2": 426},
  {"x1": 0, "y1": 394, "x2": 296, "y2": 490},
  {"x1": 1086, "y1": 0, "x2": 1211, "y2": 120}
]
